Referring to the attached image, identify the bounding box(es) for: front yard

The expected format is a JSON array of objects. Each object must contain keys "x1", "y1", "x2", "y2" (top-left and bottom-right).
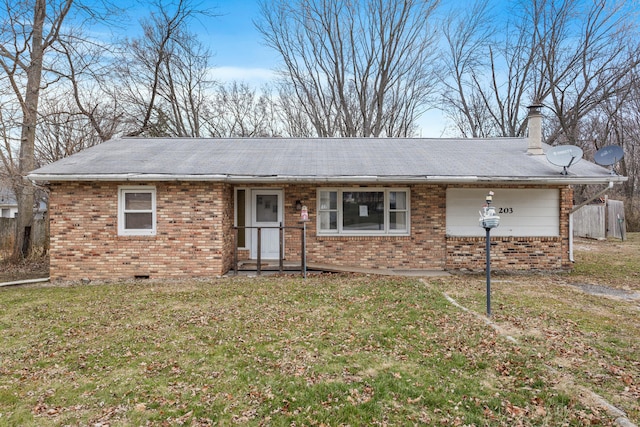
[{"x1": 0, "y1": 235, "x2": 638, "y2": 426}]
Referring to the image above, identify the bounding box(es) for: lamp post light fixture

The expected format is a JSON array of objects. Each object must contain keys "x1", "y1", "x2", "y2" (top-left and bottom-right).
[{"x1": 479, "y1": 191, "x2": 500, "y2": 317}]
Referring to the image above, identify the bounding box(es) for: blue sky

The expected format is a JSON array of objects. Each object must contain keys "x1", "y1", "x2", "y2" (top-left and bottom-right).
[
  {"x1": 117, "y1": 0, "x2": 446, "y2": 136},
  {"x1": 112, "y1": 0, "x2": 277, "y2": 83},
  {"x1": 200, "y1": 1, "x2": 278, "y2": 84}
]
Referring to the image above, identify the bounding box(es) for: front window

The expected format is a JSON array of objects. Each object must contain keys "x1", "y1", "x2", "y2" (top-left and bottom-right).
[
  {"x1": 317, "y1": 188, "x2": 410, "y2": 235},
  {"x1": 118, "y1": 186, "x2": 156, "y2": 236},
  {"x1": 389, "y1": 191, "x2": 408, "y2": 230},
  {"x1": 343, "y1": 191, "x2": 384, "y2": 231}
]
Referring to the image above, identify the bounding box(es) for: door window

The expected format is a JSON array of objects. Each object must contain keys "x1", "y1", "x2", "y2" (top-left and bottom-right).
[{"x1": 256, "y1": 195, "x2": 278, "y2": 222}]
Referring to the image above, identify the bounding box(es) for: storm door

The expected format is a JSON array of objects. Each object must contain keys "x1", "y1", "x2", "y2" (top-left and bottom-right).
[{"x1": 250, "y1": 189, "x2": 284, "y2": 259}]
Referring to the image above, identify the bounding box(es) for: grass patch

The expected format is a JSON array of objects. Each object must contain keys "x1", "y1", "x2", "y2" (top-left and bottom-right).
[
  {"x1": 0, "y1": 275, "x2": 615, "y2": 426},
  {"x1": 1, "y1": 235, "x2": 638, "y2": 425},
  {"x1": 437, "y1": 233, "x2": 640, "y2": 425},
  {"x1": 571, "y1": 233, "x2": 640, "y2": 289}
]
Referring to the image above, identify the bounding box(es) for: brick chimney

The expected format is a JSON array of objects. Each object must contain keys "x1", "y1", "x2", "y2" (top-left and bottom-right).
[{"x1": 527, "y1": 104, "x2": 544, "y2": 155}]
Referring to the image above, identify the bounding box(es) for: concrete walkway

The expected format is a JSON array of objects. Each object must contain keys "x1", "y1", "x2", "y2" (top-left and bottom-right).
[
  {"x1": 307, "y1": 263, "x2": 450, "y2": 277},
  {"x1": 232, "y1": 260, "x2": 451, "y2": 277}
]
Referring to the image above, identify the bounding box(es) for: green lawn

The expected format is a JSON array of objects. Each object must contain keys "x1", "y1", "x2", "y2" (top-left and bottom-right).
[{"x1": 0, "y1": 236, "x2": 638, "y2": 426}]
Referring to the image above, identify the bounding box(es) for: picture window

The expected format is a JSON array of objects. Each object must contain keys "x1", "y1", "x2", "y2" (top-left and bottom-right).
[{"x1": 317, "y1": 188, "x2": 409, "y2": 235}]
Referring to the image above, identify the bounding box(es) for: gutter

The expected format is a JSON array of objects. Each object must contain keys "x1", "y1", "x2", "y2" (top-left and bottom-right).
[
  {"x1": 27, "y1": 173, "x2": 627, "y2": 185},
  {"x1": 568, "y1": 181, "x2": 614, "y2": 262}
]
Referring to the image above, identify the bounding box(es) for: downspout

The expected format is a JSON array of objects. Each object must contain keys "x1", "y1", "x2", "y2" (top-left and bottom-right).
[
  {"x1": 568, "y1": 181, "x2": 614, "y2": 262},
  {"x1": 569, "y1": 214, "x2": 574, "y2": 263}
]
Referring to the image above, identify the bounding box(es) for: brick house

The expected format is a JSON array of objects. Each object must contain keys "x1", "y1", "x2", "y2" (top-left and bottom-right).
[{"x1": 28, "y1": 111, "x2": 625, "y2": 281}]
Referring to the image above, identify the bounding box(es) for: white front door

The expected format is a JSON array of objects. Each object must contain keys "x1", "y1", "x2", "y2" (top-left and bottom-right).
[{"x1": 250, "y1": 189, "x2": 284, "y2": 259}]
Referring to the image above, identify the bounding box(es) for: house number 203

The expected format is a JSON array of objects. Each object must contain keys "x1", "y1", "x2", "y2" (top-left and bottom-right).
[{"x1": 498, "y1": 207, "x2": 514, "y2": 214}]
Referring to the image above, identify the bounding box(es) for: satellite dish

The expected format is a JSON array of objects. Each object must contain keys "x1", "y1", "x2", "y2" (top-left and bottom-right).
[
  {"x1": 594, "y1": 145, "x2": 624, "y2": 166},
  {"x1": 546, "y1": 145, "x2": 583, "y2": 175}
]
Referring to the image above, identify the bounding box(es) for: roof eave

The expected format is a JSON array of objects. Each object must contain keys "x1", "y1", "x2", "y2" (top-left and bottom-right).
[{"x1": 28, "y1": 173, "x2": 628, "y2": 185}]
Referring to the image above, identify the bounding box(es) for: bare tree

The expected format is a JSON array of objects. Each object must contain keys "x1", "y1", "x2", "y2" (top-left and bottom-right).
[
  {"x1": 539, "y1": 0, "x2": 640, "y2": 146},
  {"x1": 0, "y1": 0, "x2": 73, "y2": 259},
  {"x1": 203, "y1": 82, "x2": 284, "y2": 137},
  {"x1": 441, "y1": 0, "x2": 640, "y2": 143},
  {"x1": 118, "y1": 0, "x2": 215, "y2": 137},
  {"x1": 440, "y1": 0, "x2": 500, "y2": 137},
  {"x1": 50, "y1": 28, "x2": 124, "y2": 144},
  {"x1": 0, "y1": 0, "x2": 123, "y2": 259},
  {"x1": 31, "y1": 29, "x2": 126, "y2": 166},
  {"x1": 441, "y1": 0, "x2": 551, "y2": 138},
  {"x1": 276, "y1": 85, "x2": 315, "y2": 137},
  {"x1": 618, "y1": 80, "x2": 640, "y2": 206},
  {"x1": 0, "y1": 86, "x2": 21, "y2": 181},
  {"x1": 575, "y1": 72, "x2": 640, "y2": 228},
  {"x1": 257, "y1": 0, "x2": 441, "y2": 137},
  {"x1": 35, "y1": 95, "x2": 107, "y2": 165}
]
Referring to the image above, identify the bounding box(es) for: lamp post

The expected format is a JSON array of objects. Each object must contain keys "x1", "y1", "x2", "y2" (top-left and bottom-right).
[
  {"x1": 479, "y1": 191, "x2": 500, "y2": 317},
  {"x1": 300, "y1": 205, "x2": 309, "y2": 279}
]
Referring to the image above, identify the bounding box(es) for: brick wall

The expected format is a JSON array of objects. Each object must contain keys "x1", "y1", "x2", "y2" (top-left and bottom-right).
[
  {"x1": 48, "y1": 181, "x2": 572, "y2": 281},
  {"x1": 280, "y1": 184, "x2": 447, "y2": 270},
  {"x1": 48, "y1": 181, "x2": 232, "y2": 280},
  {"x1": 220, "y1": 184, "x2": 235, "y2": 273},
  {"x1": 279, "y1": 183, "x2": 571, "y2": 272}
]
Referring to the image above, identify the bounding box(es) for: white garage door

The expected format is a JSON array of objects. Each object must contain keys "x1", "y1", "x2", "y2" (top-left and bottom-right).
[{"x1": 446, "y1": 188, "x2": 560, "y2": 237}]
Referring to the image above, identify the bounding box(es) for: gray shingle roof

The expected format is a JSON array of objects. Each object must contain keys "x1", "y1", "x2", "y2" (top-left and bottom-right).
[{"x1": 28, "y1": 137, "x2": 625, "y2": 184}]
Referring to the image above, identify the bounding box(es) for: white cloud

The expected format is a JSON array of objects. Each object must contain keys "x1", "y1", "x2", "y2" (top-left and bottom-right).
[{"x1": 209, "y1": 66, "x2": 277, "y2": 85}]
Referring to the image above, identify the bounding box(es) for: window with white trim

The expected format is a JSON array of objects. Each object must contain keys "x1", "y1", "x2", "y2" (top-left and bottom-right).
[
  {"x1": 118, "y1": 186, "x2": 156, "y2": 236},
  {"x1": 317, "y1": 188, "x2": 410, "y2": 235}
]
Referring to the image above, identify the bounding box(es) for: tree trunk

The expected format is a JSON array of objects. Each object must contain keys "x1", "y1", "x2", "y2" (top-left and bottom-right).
[{"x1": 12, "y1": 0, "x2": 46, "y2": 260}]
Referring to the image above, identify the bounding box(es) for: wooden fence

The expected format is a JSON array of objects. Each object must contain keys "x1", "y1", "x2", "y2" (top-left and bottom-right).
[
  {"x1": 0, "y1": 218, "x2": 48, "y2": 255},
  {"x1": 573, "y1": 199, "x2": 626, "y2": 240}
]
